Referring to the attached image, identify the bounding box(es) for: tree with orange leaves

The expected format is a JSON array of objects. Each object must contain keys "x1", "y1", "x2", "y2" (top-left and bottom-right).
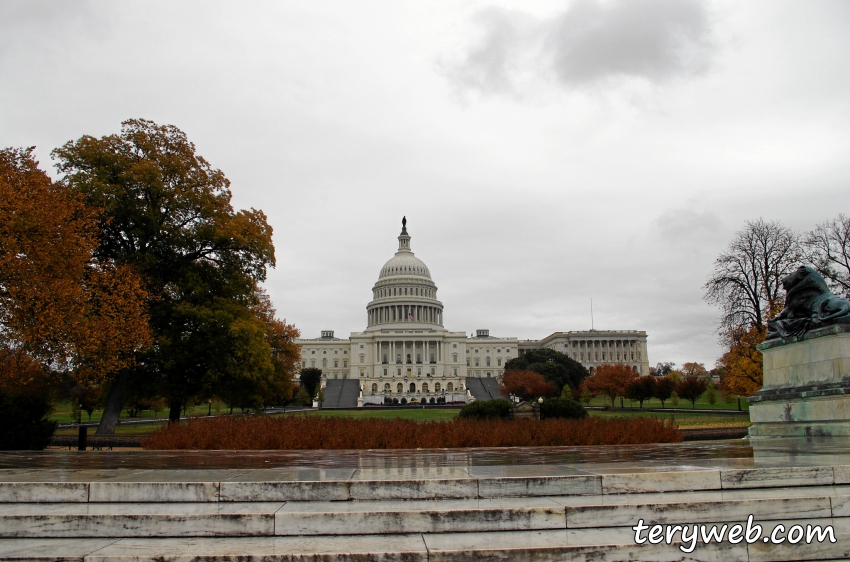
[
  {"x1": 0, "y1": 147, "x2": 151, "y2": 387},
  {"x1": 716, "y1": 325, "x2": 765, "y2": 397},
  {"x1": 580, "y1": 363, "x2": 639, "y2": 408},
  {"x1": 500, "y1": 369, "x2": 556, "y2": 402}
]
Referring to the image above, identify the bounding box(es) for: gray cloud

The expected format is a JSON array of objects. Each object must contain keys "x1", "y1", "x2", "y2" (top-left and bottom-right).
[
  {"x1": 652, "y1": 208, "x2": 722, "y2": 246},
  {"x1": 442, "y1": 0, "x2": 715, "y2": 96}
]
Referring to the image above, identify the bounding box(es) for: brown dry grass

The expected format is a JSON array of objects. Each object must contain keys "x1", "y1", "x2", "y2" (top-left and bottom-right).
[{"x1": 142, "y1": 415, "x2": 682, "y2": 450}]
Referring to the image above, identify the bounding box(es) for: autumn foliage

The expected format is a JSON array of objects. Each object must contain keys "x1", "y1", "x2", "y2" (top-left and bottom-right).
[
  {"x1": 717, "y1": 325, "x2": 765, "y2": 397},
  {"x1": 143, "y1": 415, "x2": 682, "y2": 450},
  {"x1": 500, "y1": 369, "x2": 556, "y2": 401},
  {"x1": 580, "y1": 363, "x2": 639, "y2": 406},
  {"x1": 0, "y1": 147, "x2": 151, "y2": 384}
]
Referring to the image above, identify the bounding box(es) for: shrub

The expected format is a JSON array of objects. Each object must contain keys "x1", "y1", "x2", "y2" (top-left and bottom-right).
[
  {"x1": 400, "y1": 398, "x2": 407, "y2": 405},
  {"x1": 0, "y1": 391, "x2": 57, "y2": 450},
  {"x1": 539, "y1": 398, "x2": 587, "y2": 420},
  {"x1": 143, "y1": 415, "x2": 682, "y2": 450},
  {"x1": 458, "y1": 398, "x2": 512, "y2": 420}
]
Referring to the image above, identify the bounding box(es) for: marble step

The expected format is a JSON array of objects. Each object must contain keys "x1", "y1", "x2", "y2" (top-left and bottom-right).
[
  {"x1": 3, "y1": 485, "x2": 850, "y2": 539},
  {"x1": 0, "y1": 464, "x2": 845, "y2": 503},
  {"x1": 2, "y1": 518, "x2": 849, "y2": 561}
]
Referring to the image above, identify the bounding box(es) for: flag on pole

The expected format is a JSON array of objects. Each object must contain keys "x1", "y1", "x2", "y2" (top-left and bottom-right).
[{"x1": 408, "y1": 313, "x2": 414, "y2": 321}]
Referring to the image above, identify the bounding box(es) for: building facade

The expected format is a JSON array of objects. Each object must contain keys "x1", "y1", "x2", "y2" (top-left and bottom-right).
[
  {"x1": 518, "y1": 331, "x2": 650, "y2": 376},
  {"x1": 296, "y1": 220, "x2": 648, "y2": 406}
]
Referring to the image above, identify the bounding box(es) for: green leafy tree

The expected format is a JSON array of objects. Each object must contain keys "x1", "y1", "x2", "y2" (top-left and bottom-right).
[
  {"x1": 579, "y1": 386, "x2": 592, "y2": 405},
  {"x1": 315, "y1": 386, "x2": 325, "y2": 404},
  {"x1": 704, "y1": 382, "x2": 718, "y2": 406},
  {"x1": 503, "y1": 349, "x2": 588, "y2": 395},
  {"x1": 297, "y1": 386, "x2": 311, "y2": 407},
  {"x1": 670, "y1": 390, "x2": 680, "y2": 406},
  {"x1": 53, "y1": 119, "x2": 277, "y2": 430},
  {"x1": 299, "y1": 368, "x2": 322, "y2": 400}
]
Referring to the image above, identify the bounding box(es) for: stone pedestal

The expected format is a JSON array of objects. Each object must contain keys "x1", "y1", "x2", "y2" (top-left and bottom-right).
[{"x1": 749, "y1": 325, "x2": 850, "y2": 439}]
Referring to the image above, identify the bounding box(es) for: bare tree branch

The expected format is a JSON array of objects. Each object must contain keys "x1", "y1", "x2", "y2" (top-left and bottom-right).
[
  {"x1": 704, "y1": 218, "x2": 800, "y2": 337},
  {"x1": 803, "y1": 214, "x2": 850, "y2": 298}
]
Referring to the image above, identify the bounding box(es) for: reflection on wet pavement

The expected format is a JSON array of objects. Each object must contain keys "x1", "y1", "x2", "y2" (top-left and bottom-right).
[{"x1": 2, "y1": 437, "x2": 850, "y2": 472}]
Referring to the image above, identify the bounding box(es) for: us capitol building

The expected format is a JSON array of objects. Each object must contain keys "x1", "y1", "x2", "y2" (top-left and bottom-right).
[{"x1": 296, "y1": 219, "x2": 650, "y2": 407}]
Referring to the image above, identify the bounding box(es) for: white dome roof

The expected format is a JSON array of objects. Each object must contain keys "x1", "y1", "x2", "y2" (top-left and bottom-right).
[{"x1": 379, "y1": 254, "x2": 431, "y2": 279}]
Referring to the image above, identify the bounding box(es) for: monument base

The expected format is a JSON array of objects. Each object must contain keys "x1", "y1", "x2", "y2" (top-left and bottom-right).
[{"x1": 748, "y1": 325, "x2": 850, "y2": 440}]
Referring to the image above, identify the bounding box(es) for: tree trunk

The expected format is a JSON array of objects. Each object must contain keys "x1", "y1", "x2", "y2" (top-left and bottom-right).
[
  {"x1": 96, "y1": 369, "x2": 130, "y2": 435},
  {"x1": 169, "y1": 401, "x2": 182, "y2": 424}
]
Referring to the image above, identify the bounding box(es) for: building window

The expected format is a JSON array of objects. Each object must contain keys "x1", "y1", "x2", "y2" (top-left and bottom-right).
[
  {"x1": 486, "y1": 372, "x2": 491, "y2": 378},
  {"x1": 486, "y1": 357, "x2": 490, "y2": 366},
  {"x1": 334, "y1": 360, "x2": 339, "y2": 368},
  {"x1": 311, "y1": 360, "x2": 316, "y2": 367},
  {"x1": 409, "y1": 382, "x2": 416, "y2": 392},
  {"x1": 397, "y1": 383, "x2": 403, "y2": 393},
  {"x1": 359, "y1": 355, "x2": 365, "y2": 364},
  {"x1": 431, "y1": 367, "x2": 435, "y2": 376},
  {"x1": 453, "y1": 344, "x2": 457, "y2": 348},
  {"x1": 384, "y1": 383, "x2": 390, "y2": 392},
  {"x1": 343, "y1": 360, "x2": 348, "y2": 367},
  {"x1": 466, "y1": 359, "x2": 470, "y2": 366},
  {"x1": 323, "y1": 350, "x2": 326, "y2": 354},
  {"x1": 371, "y1": 383, "x2": 377, "y2": 393},
  {"x1": 302, "y1": 361, "x2": 306, "y2": 368},
  {"x1": 311, "y1": 350, "x2": 315, "y2": 355},
  {"x1": 322, "y1": 359, "x2": 327, "y2": 368},
  {"x1": 447, "y1": 382, "x2": 454, "y2": 392},
  {"x1": 435, "y1": 382, "x2": 441, "y2": 392},
  {"x1": 474, "y1": 358, "x2": 479, "y2": 366},
  {"x1": 453, "y1": 354, "x2": 458, "y2": 362},
  {"x1": 396, "y1": 354, "x2": 402, "y2": 364},
  {"x1": 383, "y1": 354, "x2": 387, "y2": 363},
  {"x1": 497, "y1": 358, "x2": 502, "y2": 366},
  {"x1": 422, "y1": 383, "x2": 429, "y2": 393},
  {"x1": 453, "y1": 368, "x2": 457, "y2": 376}
]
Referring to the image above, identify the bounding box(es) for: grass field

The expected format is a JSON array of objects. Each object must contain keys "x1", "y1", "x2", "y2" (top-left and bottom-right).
[
  {"x1": 583, "y1": 394, "x2": 749, "y2": 411},
  {"x1": 48, "y1": 401, "x2": 227, "y2": 424}
]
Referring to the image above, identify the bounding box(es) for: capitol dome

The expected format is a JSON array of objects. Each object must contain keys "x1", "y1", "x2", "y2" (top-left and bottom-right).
[{"x1": 366, "y1": 218, "x2": 443, "y2": 330}]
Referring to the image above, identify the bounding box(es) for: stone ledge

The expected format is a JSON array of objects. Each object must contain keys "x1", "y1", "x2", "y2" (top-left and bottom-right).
[
  {"x1": 750, "y1": 379, "x2": 850, "y2": 403},
  {"x1": 759, "y1": 323, "x2": 850, "y2": 350}
]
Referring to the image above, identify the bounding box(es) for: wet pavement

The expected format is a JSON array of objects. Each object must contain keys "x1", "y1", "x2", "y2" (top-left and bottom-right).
[{"x1": 1, "y1": 437, "x2": 849, "y2": 476}]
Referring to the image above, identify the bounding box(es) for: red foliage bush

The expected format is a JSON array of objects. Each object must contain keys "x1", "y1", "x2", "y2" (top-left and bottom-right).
[{"x1": 143, "y1": 415, "x2": 682, "y2": 450}]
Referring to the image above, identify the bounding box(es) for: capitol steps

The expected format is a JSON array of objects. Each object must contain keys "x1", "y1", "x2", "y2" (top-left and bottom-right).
[{"x1": 2, "y1": 465, "x2": 850, "y2": 560}]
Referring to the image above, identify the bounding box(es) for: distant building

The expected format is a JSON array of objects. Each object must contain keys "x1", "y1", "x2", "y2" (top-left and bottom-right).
[
  {"x1": 296, "y1": 219, "x2": 649, "y2": 406},
  {"x1": 518, "y1": 331, "x2": 650, "y2": 376}
]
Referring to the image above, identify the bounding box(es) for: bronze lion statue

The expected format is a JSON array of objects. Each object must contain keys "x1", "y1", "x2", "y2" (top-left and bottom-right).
[{"x1": 767, "y1": 265, "x2": 850, "y2": 340}]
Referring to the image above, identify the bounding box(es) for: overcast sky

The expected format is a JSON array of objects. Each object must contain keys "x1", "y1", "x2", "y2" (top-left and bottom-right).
[{"x1": 2, "y1": 0, "x2": 849, "y2": 367}]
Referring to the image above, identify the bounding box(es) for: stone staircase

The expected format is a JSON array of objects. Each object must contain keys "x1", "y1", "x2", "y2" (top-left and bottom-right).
[
  {"x1": 2, "y1": 464, "x2": 850, "y2": 560},
  {"x1": 321, "y1": 379, "x2": 360, "y2": 408},
  {"x1": 465, "y1": 377, "x2": 502, "y2": 401}
]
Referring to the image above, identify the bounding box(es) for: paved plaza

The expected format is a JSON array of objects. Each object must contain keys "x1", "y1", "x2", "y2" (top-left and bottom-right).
[{"x1": 1, "y1": 438, "x2": 850, "y2": 560}]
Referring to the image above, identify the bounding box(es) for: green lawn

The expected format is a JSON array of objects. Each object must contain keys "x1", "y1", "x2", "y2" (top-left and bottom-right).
[
  {"x1": 587, "y1": 409, "x2": 750, "y2": 428},
  {"x1": 49, "y1": 396, "x2": 751, "y2": 435},
  {"x1": 583, "y1": 394, "x2": 749, "y2": 411},
  {"x1": 49, "y1": 401, "x2": 223, "y2": 424},
  {"x1": 294, "y1": 408, "x2": 462, "y2": 421}
]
